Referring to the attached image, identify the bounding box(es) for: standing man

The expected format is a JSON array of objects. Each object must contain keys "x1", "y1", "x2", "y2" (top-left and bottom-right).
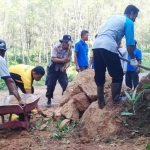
[
  {"x1": 74, "y1": 30, "x2": 89, "y2": 72},
  {"x1": 92, "y1": 5, "x2": 139, "y2": 109},
  {"x1": 46, "y1": 35, "x2": 72, "y2": 107},
  {"x1": 125, "y1": 40, "x2": 142, "y2": 89},
  {"x1": 0, "y1": 39, "x2": 25, "y2": 106}
]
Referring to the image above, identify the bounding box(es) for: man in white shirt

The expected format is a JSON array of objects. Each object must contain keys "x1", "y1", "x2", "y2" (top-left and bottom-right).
[{"x1": 0, "y1": 39, "x2": 25, "y2": 106}]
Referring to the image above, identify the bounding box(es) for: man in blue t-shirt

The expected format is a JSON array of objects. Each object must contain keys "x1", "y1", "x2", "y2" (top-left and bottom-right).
[
  {"x1": 125, "y1": 40, "x2": 142, "y2": 89},
  {"x1": 92, "y1": 5, "x2": 139, "y2": 109},
  {"x1": 74, "y1": 30, "x2": 89, "y2": 72}
]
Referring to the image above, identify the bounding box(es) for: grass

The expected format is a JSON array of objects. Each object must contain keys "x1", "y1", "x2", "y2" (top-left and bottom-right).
[{"x1": 50, "y1": 117, "x2": 76, "y2": 140}]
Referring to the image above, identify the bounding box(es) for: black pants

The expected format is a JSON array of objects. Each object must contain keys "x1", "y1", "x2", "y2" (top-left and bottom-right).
[
  {"x1": 93, "y1": 48, "x2": 124, "y2": 86},
  {"x1": 46, "y1": 70, "x2": 68, "y2": 100},
  {"x1": 125, "y1": 71, "x2": 139, "y2": 89},
  {"x1": 9, "y1": 80, "x2": 34, "y2": 94},
  {"x1": 79, "y1": 66, "x2": 88, "y2": 72}
]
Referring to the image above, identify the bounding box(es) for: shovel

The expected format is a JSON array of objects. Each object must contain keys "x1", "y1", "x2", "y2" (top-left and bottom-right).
[{"x1": 119, "y1": 57, "x2": 150, "y2": 71}]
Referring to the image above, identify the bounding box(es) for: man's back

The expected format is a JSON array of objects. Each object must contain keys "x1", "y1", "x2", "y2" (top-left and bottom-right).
[
  {"x1": 93, "y1": 15, "x2": 134, "y2": 53},
  {"x1": 9, "y1": 64, "x2": 34, "y2": 89}
]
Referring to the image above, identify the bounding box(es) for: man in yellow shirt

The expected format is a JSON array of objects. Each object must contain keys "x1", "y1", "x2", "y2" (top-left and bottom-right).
[
  {"x1": 9, "y1": 64, "x2": 45, "y2": 94},
  {"x1": 9, "y1": 64, "x2": 45, "y2": 116}
]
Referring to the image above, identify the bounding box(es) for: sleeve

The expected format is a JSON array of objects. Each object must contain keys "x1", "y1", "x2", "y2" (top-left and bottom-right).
[
  {"x1": 89, "y1": 50, "x2": 93, "y2": 58},
  {"x1": 74, "y1": 43, "x2": 79, "y2": 52},
  {"x1": 136, "y1": 49, "x2": 142, "y2": 60},
  {"x1": 0, "y1": 58, "x2": 11, "y2": 79},
  {"x1": 124, "y1": 18, "x2": 135, "y2": 46},
  {"x1": 51, "y1": 45, "x2": 58, "y2": 57},
  {"x1": 22, "y1": 77, "x2": 32, "y2": 89}
]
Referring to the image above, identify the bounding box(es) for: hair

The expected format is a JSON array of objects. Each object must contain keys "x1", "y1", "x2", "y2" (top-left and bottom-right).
[
  {"x1": 134, "y1": 40, "x2": 137, "y2": 46},
  {"x1": 124, "y1": 5, "x2": 139, "y2": 15},
  {"x1": 32, "y1": 66, "x2": 45, "y2": 75},
  {"x1": 81, "y1": 30, "x2": 89, "y2": 38},
  {"x1": 95, "y1": 34, "x2": 98, "y2": 38}
]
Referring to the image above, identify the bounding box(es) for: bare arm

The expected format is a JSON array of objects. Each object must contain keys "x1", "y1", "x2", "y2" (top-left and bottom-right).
[
  {"x1": 74, "y1": 52, "x2": 80, "y2": 72},
  {"x1": 52, "y1": 57, "x2": 68, "y2": 63},
  {"x1": 25, "y1": 89, "x2": 32, "y2": 94},
  {"x1": 4, "y1": 78, "x2": 25, "y2": 106},
  {"x1": 89, "y1": 57, "x2": 93, "y2": 69},
  {"x1": 126, "y1": 46, "x2": 135, "y2": 59}
]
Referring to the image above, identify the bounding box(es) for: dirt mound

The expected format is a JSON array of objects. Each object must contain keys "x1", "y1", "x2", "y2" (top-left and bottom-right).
[
  {"x1": 137, "y1": 73, "x2": 150, "y2": 92},
  {"x1": 79, "y1": 101, "x2": 124, "y2": 140},
  {"x1": 59, "y1": 69, "x2": 114, "y2": 120}
]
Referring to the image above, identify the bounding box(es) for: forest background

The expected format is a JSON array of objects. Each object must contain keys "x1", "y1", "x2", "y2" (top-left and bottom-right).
[{"x1": 0, "y1": 0, "x2": 150, "y2": 89}]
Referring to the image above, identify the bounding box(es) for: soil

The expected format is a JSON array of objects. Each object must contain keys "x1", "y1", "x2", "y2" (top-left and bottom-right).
[{"x1": 0, "y1": 84, "x2": 149, "y2": 150}]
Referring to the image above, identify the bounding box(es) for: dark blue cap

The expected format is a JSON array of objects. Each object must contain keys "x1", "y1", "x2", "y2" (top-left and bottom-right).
[
  {"x1": 60, "y1": 35, "x2": 72, "y2": 43},
  {"x1": 0, "y1": 39, "x2": 7, "y2": 51}
]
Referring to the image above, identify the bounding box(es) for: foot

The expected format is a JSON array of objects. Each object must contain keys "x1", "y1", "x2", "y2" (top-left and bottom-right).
[
  {"x1": 46, "y1": 101, "x2": 51, "y2": 107},
  {"x1": 98, "y1": 99, "x2": 106, "y2": 109}
]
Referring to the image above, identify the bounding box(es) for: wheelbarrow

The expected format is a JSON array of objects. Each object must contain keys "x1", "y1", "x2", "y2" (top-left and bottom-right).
[{"x1": 0, "y1": 94, "x2": 41, "y2": 131}]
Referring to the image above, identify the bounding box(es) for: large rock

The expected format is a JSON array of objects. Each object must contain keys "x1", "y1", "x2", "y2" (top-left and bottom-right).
[
  {"x1": 59, "y1": 69, "x2": 98, "y2": 107},
  {"x1": 73, "y1": 92, "x2": 90, "y2": 111},
  {"x1": 80, "y1": 101, "x2": 124, "y2": 139},
  {"x1": 60, "y1": 99, "x2": 79, "y2": 121},
  {"x1": 59, "y1": 84, "x2": 82, "y2": 107}
]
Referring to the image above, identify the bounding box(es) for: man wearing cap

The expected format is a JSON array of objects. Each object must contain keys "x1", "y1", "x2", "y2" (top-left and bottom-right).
[
  {"x1": 45, "y1": 35, "x2": 72, "y2": 107},
  {"x1": 74, "y1": 30, "x2": 89, "y2": 72},
  {"x1": 92, "y1": 5, "x2": 139, "y2": 109},
  {"x1": 0, "y1": 39, "x2": 25, "y2": 106}
]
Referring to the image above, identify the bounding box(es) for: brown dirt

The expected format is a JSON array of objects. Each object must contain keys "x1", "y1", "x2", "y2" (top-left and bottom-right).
[{"x1": 0, "y1": 81, "x2": 148, "y2": 150}]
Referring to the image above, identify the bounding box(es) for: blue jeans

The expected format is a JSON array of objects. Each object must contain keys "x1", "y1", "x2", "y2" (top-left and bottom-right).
[{"x1": 79, "y1": 66, "x2": 88, "y2": 71}]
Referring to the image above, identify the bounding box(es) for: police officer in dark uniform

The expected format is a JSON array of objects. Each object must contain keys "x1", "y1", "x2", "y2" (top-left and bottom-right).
[{"x1": 45, "y1": 35, "x2": 72, "y2": 107}]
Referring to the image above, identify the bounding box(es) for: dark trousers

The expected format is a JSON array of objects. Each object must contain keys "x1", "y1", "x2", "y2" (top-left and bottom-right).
[
  {"x1": 93, "y1": 48, "x2": 124, "y2": 86},
  {"x1": 79, "y1": 66, "x2": 88, "y2": 72},
  {"x1": 9, "y1": 80, "x2": 34, "y2": 94},
  {"x1": 125, "y1": 71, "x2": 139, "y2": 89},
  {"x1": 46, "y1": 70, "x2": 68, "y2": 101}
]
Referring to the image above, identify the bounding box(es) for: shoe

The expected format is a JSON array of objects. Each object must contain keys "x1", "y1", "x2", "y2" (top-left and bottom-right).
[
  {"x1": 11, "y1": 114, "x2": 19, "y2": 121},
  {"x1": 46, "y1": 101, "x2": 51, "y2": 107},
  {"x1": 111, "y1": 82, "x2": 127, "y2": 104},
  {"x1": 97, "y1": 86, "x2": 106, "y2": 109},
  {"x1": 31, "y1": 109, "x2": 38, "y2": 114}
]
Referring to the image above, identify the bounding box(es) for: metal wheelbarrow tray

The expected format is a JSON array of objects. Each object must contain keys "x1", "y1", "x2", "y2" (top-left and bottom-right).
[{"x1": 0, "y1": 94, "x2": 41, "y2": 131}]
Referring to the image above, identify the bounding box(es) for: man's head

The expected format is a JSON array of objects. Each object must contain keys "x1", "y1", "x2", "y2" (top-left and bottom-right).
[
  {"x1": 60, "y1": 35, "x2": 72, "y2": 50},
  {"x1": 124, "y1": 5, "x2": 139, "y2": 22},
  {"x1": 32, "y1": 66, "x2": 45, "y2": 81},
  {"x1": 81, "y1": 30, "x2": 89, "y2": 41},
  {"x1": 0, "y1": 39, "x2": 7, "y2": 58}
]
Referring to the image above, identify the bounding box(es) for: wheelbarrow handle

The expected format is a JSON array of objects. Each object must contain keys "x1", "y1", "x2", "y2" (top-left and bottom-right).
[{"x1": 119, "y1": 57, "x2": 150, "y2": 71}]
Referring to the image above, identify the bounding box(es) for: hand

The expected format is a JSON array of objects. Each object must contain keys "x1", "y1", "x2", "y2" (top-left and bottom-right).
[
  {"x1": 37, "y1": 107, "x2": 43, "y2": 115},
  {"x1": 136, "y1": 67, "x2": 140, "y2": 74},
  {"x1": 18, "y1": 100, "x2": 26, "y2": 107},
  {"x1": 130, "y1": 58, "x2": 138, "y2": 68},
  {"x1": 63, "y1": 58, "x2": 68, "y2": 63},
  {"x1": 76, "y1": 66, "x2": 80, "y2": 72},
  {"x1": 62, "y1": 67, "x2": 66, "y2": 72}
]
